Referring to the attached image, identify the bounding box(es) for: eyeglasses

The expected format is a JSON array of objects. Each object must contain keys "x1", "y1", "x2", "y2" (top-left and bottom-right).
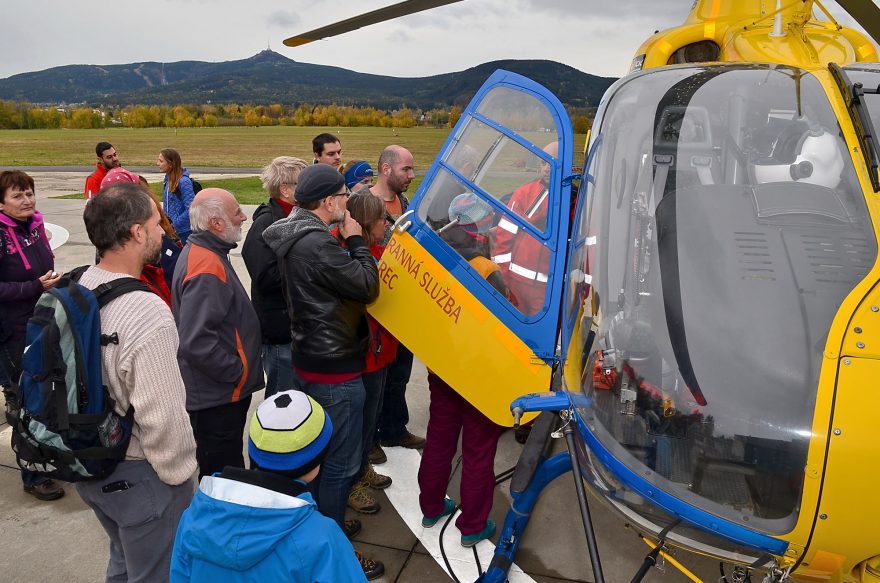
[{"x1": 335, "y1": 188, "x2": 352, "y2": 198}]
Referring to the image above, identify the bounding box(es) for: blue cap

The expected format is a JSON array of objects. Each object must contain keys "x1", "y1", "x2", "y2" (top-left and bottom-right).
[{"x1": 344, "y1": 161, "x2": 374, "y2": 190}]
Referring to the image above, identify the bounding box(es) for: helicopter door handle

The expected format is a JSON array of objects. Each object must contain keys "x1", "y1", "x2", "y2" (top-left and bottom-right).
[{"x1": 392, "y1": 209, "x2": 415, "y2": 233}]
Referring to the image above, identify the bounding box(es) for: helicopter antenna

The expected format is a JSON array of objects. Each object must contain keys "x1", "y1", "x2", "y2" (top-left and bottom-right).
[{"x1": 284, "y1": 0, "x2": 463, "y2": 46}]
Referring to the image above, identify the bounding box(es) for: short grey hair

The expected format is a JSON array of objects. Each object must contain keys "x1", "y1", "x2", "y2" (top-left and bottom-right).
[
  {"x1": 261, "y1": 156, "x2": 308, "y2": 199},
  {"x1": 189, "y1": 196, "x2": 226, "y2": 233}
]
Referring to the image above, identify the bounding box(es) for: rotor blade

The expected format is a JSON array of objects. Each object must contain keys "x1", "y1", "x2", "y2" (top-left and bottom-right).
[
  {"x1": 283, "y1": 0, "x2": 464, "y2": 47},
  {"x1": 836, "y1": 0, "x2": 880, "y2": 45}
]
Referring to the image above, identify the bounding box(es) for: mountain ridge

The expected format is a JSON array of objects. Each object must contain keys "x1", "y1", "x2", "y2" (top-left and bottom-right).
[{"x1": 0, "y1": 50, "x2": 617, "y2": 110}]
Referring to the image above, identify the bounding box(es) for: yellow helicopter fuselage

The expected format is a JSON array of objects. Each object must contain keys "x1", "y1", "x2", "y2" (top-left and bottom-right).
[{"x1": 609, "y1": 4, "x2": 880, "y2": 580}]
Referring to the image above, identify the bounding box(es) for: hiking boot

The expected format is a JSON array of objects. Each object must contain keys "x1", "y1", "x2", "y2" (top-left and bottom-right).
[
  {"x1": 364, "y1": 463, "x2": 392, "y2": 490},
  {"x1": 355, "y1": 550, "x2": 385, "y2": 580},
  {"x1": 23, "y1": 479, "x2": 65, "y2": 501},
  {"x1": 343, "y1": 518, "x2": 362, "y2": 539},
  {"x1": 422, "y1": 497, "x2": 456, "y2": 528},
  {"x1": 368, "y1": 444, "x2": 387, "y2": 464},
  {"x1": 348, "y1": 481, "x2": 380, "y2": 514},
  {"x1": 381, "y1": 431, "x2": 425, "y2": 449},
  {"x1": 461, "y1": 519, "x2": 496, "y2": 548}
]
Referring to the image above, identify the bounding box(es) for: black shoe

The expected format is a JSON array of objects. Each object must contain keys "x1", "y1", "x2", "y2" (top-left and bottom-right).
[
  {"x1": 355, "y1": 551, "x2": 385, "y2": 580},
  {"x1": 381, "y1": 431, "x2": 425, "y2": 449},
  {"x1": 23, "y1": 479, "x2": 65, "y2": 501},
  {"x1": 343, "y1": 519, "x2": 362, "y2": 539}
]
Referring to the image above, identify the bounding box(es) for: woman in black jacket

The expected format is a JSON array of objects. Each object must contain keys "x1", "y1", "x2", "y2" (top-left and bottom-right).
[
  {"x1": 0, "y1": 170, "x2": 65, "y2": 501},
  {"x1": 241, "y1": 156, "x2": 308, "y2": 396}
]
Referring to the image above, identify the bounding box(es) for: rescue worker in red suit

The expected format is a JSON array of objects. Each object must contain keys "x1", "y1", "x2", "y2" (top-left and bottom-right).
[{"x1": 492, "y1": 141, "x2": 558, "y2": 316}]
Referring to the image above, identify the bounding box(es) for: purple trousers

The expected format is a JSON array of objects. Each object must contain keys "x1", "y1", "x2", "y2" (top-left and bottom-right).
[{"x1": 417, "y1": 373, "x2": 504, "y2": 535}]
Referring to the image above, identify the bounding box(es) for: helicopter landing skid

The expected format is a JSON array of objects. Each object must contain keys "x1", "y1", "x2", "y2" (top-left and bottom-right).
[{"x1": 478, "y1": 400, "x2": 605, "y2": 583}]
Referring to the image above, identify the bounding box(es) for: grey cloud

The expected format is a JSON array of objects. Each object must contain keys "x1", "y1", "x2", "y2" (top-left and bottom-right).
[
  {"x1": 514, "y1": 0, "x2": 685, "y2": 20},
  {"x1": 267, "y1": 10, "x2": 301, "y2": 28}
]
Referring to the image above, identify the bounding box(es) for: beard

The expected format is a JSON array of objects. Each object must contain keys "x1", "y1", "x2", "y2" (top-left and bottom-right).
[
  {"x1": 143, "y1": 232, "x2": 162, "y2": 265},
  {"x1": 221, "y1": 221, "x2": 243, "y2": 243},
  {"x1": 387, "y1": 173, "x2": 411, "y2": 194}
]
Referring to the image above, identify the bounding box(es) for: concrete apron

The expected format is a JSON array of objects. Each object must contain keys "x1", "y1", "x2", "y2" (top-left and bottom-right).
[{"x1": 0, "y1": 177, "x2": 723, "y2": 583}]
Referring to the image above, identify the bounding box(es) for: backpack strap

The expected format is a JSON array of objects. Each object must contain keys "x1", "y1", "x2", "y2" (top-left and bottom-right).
[
  {"x1": 92, "y1": 278, "x2": 156, "y2": 346},
  {"x1": 61, "y1": 265, "x2": 90, "y2": 287}
]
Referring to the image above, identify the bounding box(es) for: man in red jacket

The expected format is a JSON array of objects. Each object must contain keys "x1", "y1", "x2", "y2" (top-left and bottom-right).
[
  {"x1": 84, "y1": 142, "x2": 120, "y2": 199},
  {"x1": 492, "y1": 141, "x2": 558, "y2": 316}
]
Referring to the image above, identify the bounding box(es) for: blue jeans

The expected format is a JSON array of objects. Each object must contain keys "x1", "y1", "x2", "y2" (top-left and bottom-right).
[
  {"x1": 293, "y1": 373, "x2": 365, "y2": 528},
  {"x1": 262, "y1": 343, "x2": 294, "y2": 397},
  {"x1": 377, "y1": 345, "x2": 414, "y2": 442},
  {"x1": 357, "y1": 368, "x2": 387, "y2": 480}
]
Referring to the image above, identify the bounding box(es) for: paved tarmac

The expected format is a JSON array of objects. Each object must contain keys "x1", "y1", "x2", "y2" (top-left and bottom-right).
[{"x1": 0, "y1": 177, "x2": 722, "y2": 583}]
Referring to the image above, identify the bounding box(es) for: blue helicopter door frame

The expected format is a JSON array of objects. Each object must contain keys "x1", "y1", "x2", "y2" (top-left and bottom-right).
[{"x1": 407, "y1": 69, "x2": 574, "y2": 362}]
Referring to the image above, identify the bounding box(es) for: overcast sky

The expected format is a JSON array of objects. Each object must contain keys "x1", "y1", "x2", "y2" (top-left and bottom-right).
[{"x1": 0, "y1": 1, "x2": 874, "y2": 81}]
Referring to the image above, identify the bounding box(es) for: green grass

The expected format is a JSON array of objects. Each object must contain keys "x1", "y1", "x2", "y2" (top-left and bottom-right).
[
  {"x1": 6, "y1": 125, "x2": 586, "y2": 204},
  {"x1": 0, "y1": 126, "x2": 452, "y2": 168},
  {"x1": 53, "y1": 175, "x2": 431, "y2": 205},
  {"x1": 0, "y1": 126, "x2": 587, "y2": 169}
]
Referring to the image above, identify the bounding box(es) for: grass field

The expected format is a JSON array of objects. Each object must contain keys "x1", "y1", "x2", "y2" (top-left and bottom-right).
[
  {"x1": 0, "y1": 126, "x2": 452, "y2": 168},
  {"x1": 3, "y1": 126, "x2": 588, "y2": 204},
  {"x1": 0, "y1": 126, "x2": 588, "y2": 169}
]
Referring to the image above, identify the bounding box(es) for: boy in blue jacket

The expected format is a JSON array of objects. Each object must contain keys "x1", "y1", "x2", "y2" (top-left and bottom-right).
[{"x1": 170, "y1": 391, "x2": 369, "y2": 582}]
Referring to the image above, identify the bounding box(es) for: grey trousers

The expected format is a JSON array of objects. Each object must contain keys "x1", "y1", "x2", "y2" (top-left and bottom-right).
[{"x1": 76, "y1": 460, "x2": 195, "y2": 583}]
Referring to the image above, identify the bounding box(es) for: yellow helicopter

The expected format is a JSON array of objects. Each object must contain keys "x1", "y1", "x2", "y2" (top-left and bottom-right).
[{"x1": 286, "y1": 2, "x2": 880, "y2": 583}]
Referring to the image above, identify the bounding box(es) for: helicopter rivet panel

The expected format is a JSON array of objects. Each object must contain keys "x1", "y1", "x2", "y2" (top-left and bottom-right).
[{"x1": 798, "y1": 356, "x2": 880, "y2": 581}]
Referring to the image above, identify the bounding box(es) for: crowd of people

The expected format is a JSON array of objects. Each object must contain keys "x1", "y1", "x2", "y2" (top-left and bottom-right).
[{"x1": 0, "y1": 130, "x2": 558, "y2": 582}]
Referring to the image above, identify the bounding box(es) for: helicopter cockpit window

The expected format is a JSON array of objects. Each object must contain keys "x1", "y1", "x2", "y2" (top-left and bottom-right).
[
  {"x1": 568, "y1": 65, "x2": 877, "y2": 540},
  {"x1": 417, "y1": 87, "x2": 560, "y2": 317}
]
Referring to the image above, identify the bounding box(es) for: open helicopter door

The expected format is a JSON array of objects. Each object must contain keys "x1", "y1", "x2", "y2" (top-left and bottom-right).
[{"x1": 369, "y1": 70, "x2": 574, "y2": 426}]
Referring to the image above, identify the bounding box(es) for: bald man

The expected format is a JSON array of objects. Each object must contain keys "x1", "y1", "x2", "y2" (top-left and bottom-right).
[
  {"x1": 492, "y1": 142, "x2": 559, "y2": 317},
  {"x1": 172, "y1": 188, "x2": 264, "y2": 478},
  {"x1": 369, "y1": 145, "x2": 415, "y2": 245}
]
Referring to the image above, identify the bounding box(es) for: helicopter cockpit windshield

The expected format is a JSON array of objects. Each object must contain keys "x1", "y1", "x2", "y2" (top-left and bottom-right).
[{"x1": 566, "y1": 64, "x2": 877, "y2": 553}]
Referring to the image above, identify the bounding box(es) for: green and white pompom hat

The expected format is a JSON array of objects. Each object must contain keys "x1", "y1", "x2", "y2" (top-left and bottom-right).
[{"x1": 248, "y1": 391, "x2": 333, "y2": 476}]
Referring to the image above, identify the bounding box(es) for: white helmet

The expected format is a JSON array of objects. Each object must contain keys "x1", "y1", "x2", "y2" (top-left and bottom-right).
[{"x1": 753, "y1": 127, "x2": 844, "y2": 189}]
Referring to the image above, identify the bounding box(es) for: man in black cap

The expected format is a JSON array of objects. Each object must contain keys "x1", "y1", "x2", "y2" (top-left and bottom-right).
[{"x1": 263, "y1": 163, "x2": 382, "y2": 579}]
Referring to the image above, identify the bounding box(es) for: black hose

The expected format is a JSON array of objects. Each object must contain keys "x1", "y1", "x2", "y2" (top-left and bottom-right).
[{"x1": 630, "y1": 544, "x2": 663, "y2": 583}]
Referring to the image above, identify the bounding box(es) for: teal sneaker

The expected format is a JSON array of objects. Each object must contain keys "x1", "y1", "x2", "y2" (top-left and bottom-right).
[
  {"x1": 461, "y1": 519, "x2": 496, "y2": 548},
  {"x1": 421, "y1": 497, "x2": 456, "y2": 527}
]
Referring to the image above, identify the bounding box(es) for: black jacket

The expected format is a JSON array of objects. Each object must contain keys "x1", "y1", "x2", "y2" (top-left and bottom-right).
[
  {"x1": 241, "y1": 199, "x2": 291, "y2": 344},
  {"x1": 263, "y1": 208, "x2": 379, "y2": 375}
]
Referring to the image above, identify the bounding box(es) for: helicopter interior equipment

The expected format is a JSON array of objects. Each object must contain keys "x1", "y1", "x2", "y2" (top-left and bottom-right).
[{"x1": 285, "y1": 1, "x2": 880, "y2": 583}]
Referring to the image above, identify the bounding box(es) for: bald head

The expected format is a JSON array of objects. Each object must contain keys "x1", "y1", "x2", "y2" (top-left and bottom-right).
[
  {"x1": 190, "y1": 188, "x2": 247, "y2": 243},
  {"x1": 376, "y1": 145, "x2": 415, "y2": 196},
  {"x1": 543, "y1": 141, "x2": 559, "y2": 158}
]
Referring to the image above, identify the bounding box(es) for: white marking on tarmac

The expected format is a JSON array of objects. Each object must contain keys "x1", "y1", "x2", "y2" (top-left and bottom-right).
[
  {"x1": 382, "y1": 448, "x2": 536, "y2": 582},
  {"x1": 44, "y1": 222, "x2": 69, "y2": 250}
]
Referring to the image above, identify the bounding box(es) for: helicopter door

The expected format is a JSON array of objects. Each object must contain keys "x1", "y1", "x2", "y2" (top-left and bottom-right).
[{"x1": 369, "y1": 70, "x2": 573, "y2": 426}]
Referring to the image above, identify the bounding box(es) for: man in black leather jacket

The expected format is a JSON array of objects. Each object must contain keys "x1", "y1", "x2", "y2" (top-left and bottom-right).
[{"x1": 263, "y1": 163, "x2": 383, "y2": 579}]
